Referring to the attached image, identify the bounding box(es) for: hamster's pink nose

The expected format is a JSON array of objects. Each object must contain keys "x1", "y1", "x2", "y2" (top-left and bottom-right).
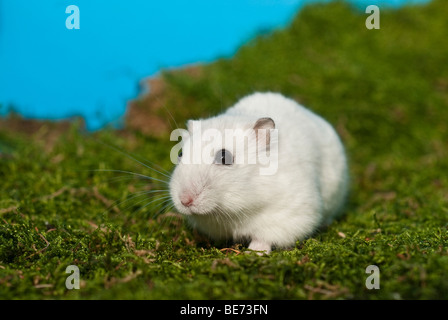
[{"x1": 180, "y1": 193, "x2": 195, "y2": 207}]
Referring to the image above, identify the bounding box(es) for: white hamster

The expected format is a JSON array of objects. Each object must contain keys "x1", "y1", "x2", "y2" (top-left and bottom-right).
[{"x1": 169, "y1": 92, "x2": 349, "y2": 254}]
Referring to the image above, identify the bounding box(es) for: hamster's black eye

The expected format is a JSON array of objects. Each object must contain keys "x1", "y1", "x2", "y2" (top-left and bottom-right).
[
  {"x1": 214, "y1": 149, "x2": 233, "y2": 165},
  {"x1": 178, "y1": 149, "x2": 183, "y2": 158}
]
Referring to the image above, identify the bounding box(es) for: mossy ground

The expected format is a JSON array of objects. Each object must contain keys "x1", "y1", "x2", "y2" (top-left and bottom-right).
[{"x1": 1, "y1": 0, "x2": 448, "y2": 300}]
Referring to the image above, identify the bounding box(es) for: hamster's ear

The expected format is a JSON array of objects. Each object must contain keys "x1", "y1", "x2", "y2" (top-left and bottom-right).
[{"x1": 253, "y1": 117, "x2": 275, "y2": 147}]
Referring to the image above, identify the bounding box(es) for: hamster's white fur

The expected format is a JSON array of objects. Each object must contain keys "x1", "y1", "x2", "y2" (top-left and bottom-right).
[{"x1": 169, "y1": 92, "x2": 349, "y2": 253}]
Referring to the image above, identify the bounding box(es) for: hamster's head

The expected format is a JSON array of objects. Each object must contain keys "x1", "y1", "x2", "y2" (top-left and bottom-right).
[{"x1": 169, "y1": 115, "x2": 275, "y2": 216}]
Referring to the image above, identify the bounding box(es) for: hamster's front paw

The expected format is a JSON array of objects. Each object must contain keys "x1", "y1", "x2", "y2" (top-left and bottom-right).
[{"x1": 247, "y1": 239, "x2": 272, "y2": 255}]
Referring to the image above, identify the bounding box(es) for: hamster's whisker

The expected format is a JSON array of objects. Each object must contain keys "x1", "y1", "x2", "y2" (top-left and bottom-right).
[
  {"x1": 214, "y1": 206, "x2": 235, "y2": 230},
  {"x1": 128, "y1": 183, "x2": 170, "y2": 190},
  {"x1": 154, "y1": 200, "x2": 176, "y2": 218},
  {"x1": 129, "y1": 195, "x2": 173, "y2": 217},
  {"x1": 100, "y1": 174, "x2": 170, "y2": 190},
  {"x1": 161, "y1": 102, "x2": 180, "y2": 131},
  {"x1": 103, "y1": 175, "x2": 142, "y2": 183},
  {"x1": 96, "y1": 139, "x2": 172, "y2": 178},
  {"x1": 99, "y1": 189, "x2": 170, "y2": 216},
  {"x1": 99, "y1": 174, "x2": 162, "y2": 185},
  {"x1": 214, "y1": 208, "x2": 229, "y2": 238},
  {"x1": 91, "y1": 169, "x2": 169, "y2": 185},
  {"x1": 146, "y1": 200, "x2": 176, "y2": 236},
  {"x1": 149, "y1": 196, "x2": 172, "y2": 213},
  {"x1": 124, "y1": 195, "x2": 172, "y2": 222},
  {"x1": 148, "y1": 199, "x2": 176, "y2": 236}
]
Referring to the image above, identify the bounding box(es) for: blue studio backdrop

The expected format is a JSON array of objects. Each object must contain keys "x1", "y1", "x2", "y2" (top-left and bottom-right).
[{"x1": 0, "y1": 0, "x2": 430, "y2": 130}]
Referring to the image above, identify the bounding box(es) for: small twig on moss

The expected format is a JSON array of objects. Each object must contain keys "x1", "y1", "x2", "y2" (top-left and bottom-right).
[
  {"x1": 304, "y1": 282, "x2": 350, "y2": 300},
  {"x1": 219, "y1": 248, "x2": 242, "y2": 255},
  {"x1": 27, "y1": 233, "x2": 50, "y2": 259},
  {"x1": 34, "y1": 284, "x2": 54, "y2": 289},
  {"x1": 0, "y1": 205, "x2": 19, "y2": 215},
  {"x1": 35, "y1": 186, "x2": 69, "y2": 202},
  {"x1": 104, "y1": 270, "x2": 143, "y2": 289}
]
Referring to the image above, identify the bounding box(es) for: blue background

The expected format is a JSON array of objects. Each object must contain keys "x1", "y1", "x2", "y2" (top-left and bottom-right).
[{"x1": 0, "y1": 0, "x2": 430, "y2": 130}]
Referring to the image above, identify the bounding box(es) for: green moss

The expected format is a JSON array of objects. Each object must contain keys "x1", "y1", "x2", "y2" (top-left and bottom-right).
[{"x1": 1, "y1": 0, "x2": 448, "y2": 300}]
